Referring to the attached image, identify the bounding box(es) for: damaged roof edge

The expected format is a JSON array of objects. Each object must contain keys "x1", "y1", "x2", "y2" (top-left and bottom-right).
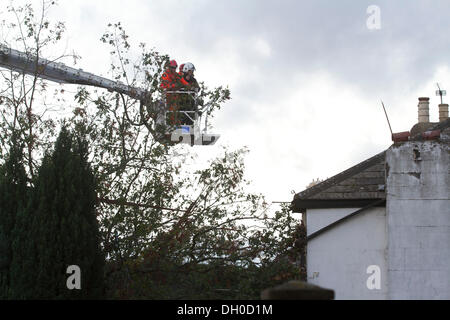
[{"x1": 292, "y1": 150, "x2": 386, "y2": 212}]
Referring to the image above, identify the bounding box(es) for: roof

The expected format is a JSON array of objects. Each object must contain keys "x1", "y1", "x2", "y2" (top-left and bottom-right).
[
  {"x1": 292, "y1": 151, "x2": 386, "y2": 212},
  {"x1": 291, "y1": 119, "x2": 450, "y2": 213}
]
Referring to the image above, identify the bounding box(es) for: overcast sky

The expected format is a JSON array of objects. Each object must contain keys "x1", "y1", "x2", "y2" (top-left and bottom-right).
[{"x1": 5, "y1": 0, "x2": 450, "y2": 203}]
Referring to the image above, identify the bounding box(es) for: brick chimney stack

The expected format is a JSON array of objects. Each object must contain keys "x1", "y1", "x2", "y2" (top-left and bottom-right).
[
  {"x1": 439, "y1": 103, "x2": 449, "y2": 122},
  {"x1": 418, "y1": 97, "x2": 430, "y2": 123}
]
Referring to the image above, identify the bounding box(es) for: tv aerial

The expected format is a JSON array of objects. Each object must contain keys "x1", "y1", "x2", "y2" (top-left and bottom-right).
[{"x1": 436, "y1": 83, "x2": 446, "y2": 104}]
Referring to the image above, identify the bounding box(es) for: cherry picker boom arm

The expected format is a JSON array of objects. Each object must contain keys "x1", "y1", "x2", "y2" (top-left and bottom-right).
[{"x1": 0, "y1": 45, "x2": 146, "y2": 100}]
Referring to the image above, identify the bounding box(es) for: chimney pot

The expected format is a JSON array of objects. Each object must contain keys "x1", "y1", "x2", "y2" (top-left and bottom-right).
[
  {"x1": 418, "y1": 97, "x2": 430, "y2": 123},
  {"x1": 439, "y1": 103, "x2": 449, "y2": 122}
]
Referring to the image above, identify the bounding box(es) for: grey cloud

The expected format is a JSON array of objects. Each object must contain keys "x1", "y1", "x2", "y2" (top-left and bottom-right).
[{"x1": 177, "y1": 0, "x2": 450, "y2": 104}]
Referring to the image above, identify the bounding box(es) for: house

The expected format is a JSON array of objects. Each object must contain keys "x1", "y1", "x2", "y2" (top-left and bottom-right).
[{"x1": 291, "y1": 98, "x2": 450, "y2": 299}]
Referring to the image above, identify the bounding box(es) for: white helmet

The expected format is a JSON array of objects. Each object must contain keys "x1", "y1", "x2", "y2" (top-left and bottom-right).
[{"x1": 182, "y1": 62, "x2": 195, "y2": 73}]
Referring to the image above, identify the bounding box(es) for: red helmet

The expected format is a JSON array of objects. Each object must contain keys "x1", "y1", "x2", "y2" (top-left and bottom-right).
[{"x1": 169, "y1": 60, "x2": 177, "y2": 68}]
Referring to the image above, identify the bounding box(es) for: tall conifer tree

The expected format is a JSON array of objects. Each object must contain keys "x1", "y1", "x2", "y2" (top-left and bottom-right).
[
  {"x1": 0, "y1": 134, "x2": 28, "y2": 299},
  {"x1": 10, "y1": 127, "x2": 104, "y2": 299}
]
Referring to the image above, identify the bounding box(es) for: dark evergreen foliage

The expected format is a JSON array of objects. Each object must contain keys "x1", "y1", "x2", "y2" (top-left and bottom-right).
[
  {"x1": 0, "y1": 134, "x2": 28, "y2": 299},
  {"x1": 8, "y1": 127, "x2": 105, "y2": 299}
]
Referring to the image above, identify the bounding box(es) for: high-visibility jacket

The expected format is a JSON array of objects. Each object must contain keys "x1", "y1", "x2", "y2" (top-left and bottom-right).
[
  {"x1": 160, "y1": 69, "x2": 180, "y2": 90},
  {"x1": 161, "y1": 70, "x2": 183, "y2": 125}
]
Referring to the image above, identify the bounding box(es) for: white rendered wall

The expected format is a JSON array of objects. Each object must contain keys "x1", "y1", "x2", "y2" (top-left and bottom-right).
[
  {"x1": 306, "y1": 207, "x2": 388, "y2": 299},
  {"x1": 386, "y1": 141, "x2": 450, "y2": 299}
]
